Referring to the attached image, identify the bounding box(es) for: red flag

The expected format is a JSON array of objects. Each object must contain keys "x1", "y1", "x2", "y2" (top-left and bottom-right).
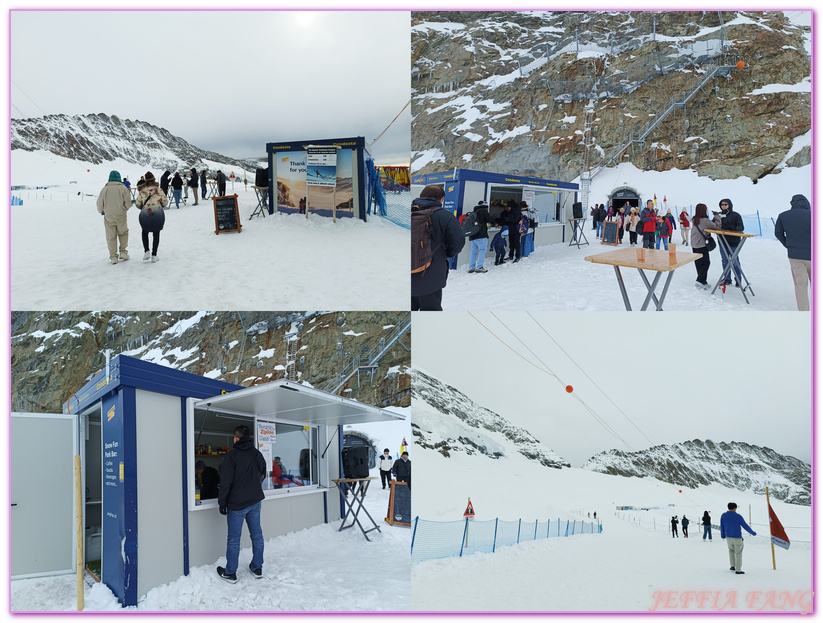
[{"x1": 768, "y1": 502, "x2": 790, "y2": 550}]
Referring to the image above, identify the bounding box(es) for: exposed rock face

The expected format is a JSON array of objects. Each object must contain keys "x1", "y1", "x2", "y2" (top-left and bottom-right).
[
  {"x1": 11, "y1": 113, "x2": 255, "y2": 173},
  {"x1": 412, "y1": 11, "x2": 810, "y2": 182},
  {"x1": 11, "y1": 311, "x2": 410, "y2": 413},
  {"x1": 583, "y1": 439, "x2": 810, "y2": 505},
  {"x1": 412, "y1": 368, "x2": 570, "y2": 468}
]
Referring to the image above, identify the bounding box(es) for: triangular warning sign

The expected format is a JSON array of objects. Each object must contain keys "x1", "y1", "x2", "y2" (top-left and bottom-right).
[{"x1": 464, "y1": 500, "x2": 475, "y2": 518}]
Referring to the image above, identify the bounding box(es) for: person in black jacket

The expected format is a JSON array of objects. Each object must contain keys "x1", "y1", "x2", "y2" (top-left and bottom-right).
[
  {"x1": 503, "y1": 200, "x2": 522, "y2": 262},
  {"x1": 195, "y1": 460, "x2": 220, "y2": 500},
  {"x1": 712, "y1": 198, "x2": 744, "y2": 286},
  {"x1": 170, "y1": 172, "x2": 184, "y2": 208},
  {"x1": 188, "y1": 168, "x2": 199, "y2": 205},
  {"x1": 159, "y1": 170, "x2": 171, "y2": 196},
  {"x1": 774, "y1": 194, "x2": 811, "y2": 311},
  {"x1": 468, "y1": 200, "x2": 493, "y2": 274},
  {"x1": 200, "y1": 169, "x2": 208, "y2": 200},
  {"x1": 216, "y1": 170, "x2": 227, "y2": 197},
  {"x1": 216, "y1": 425, "x2": 266, "y2": 583},
  {"x1": 411, "y1": 185, "x2": 465, "y2": 311},
  {"x1": 392, "y1": 451, "x2": 411, "y2": 491}
]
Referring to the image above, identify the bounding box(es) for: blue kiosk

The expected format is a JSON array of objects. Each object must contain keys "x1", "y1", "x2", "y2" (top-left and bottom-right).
[
  {"x1": 59, "y1": 355, "x2": 402, "y2": 606},
  {"x1": 265, "y1": 136, "x2": 375, "y2": 221},
  {"x1": 412, "y1": 168, "x2": 579, "y2": 266}
]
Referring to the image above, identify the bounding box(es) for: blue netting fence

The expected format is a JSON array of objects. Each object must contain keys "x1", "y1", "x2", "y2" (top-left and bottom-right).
[
  {"x1": 667, "y1": 207, "x2": 776, "y2": 239},
  {"x1": 366, "y1": 158, "x2": 410, "y2": 230},
  {"x1": 411, "y1": 517, "x2": 602, "y2": 563}
]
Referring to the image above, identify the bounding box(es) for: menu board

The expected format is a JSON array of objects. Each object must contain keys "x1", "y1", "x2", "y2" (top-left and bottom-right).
[
  {"x1": 602, "y1": 220, "x2": 619, "y2": 246},
  {"x1": 213, "y1": 195, "x2": 241, "y2": 234}
]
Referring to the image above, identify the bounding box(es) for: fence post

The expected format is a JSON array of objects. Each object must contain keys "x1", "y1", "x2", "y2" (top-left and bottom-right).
[
  {"x1": 517, "y1": 519, "x2": 521, "y2": 543},
  {"x1": 459, "y1": 518, "x2": 468, "y2": 557},
  {"x1": 547, "y1": 519, "x2": 550, "y2": 539},
  {"x1": 557, "y1": 519, "x2": 560, "y2": 538},
  {"x1": 565, "y1": 520, "x2": 569, "y2": 537},
  {"x1": 534, "y1": 520, "x2": 538, "y2": 540},
  {"x1": 411, "y1": 516, "x2": 419, "y2": 555},
  {"x1": 757, "y1": 210, "x2": 762, "y2": 236},
  {"x1": 493, "y1": 518, "x2": 499, "y2": 553}
]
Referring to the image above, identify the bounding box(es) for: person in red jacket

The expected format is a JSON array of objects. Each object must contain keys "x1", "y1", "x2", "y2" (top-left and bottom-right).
[{"x1": 679, "y1": 208, "x2": 690, "y2": 245}]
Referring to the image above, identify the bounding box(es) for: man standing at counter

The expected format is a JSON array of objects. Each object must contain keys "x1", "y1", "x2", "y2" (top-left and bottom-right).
[
  {"x1": 393, "y1": 451, "x2": 411, "y2": 491},
  {"x1": 217, "y1": 425, "x2": 267, "y2": 583}
]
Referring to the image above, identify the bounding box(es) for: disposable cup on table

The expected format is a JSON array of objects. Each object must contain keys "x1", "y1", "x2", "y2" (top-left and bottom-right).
[
  {"x1": 636, "y1": 247, "x2": 645, "y2": 262},
  {"x1": 668, "y1": 243, "x2": 677, "y2": 264}
]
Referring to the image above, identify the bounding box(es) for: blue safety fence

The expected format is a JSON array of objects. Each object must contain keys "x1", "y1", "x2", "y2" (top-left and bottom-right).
[
  {"x1": 411, "y1": 517, "x2": 602, "y2": 563},
  {"x1": 670, "y1": 207, "x2": 776, "y2": 240},
  {"x1": 11, "y1": 195, "x2": 23, "y2": 206},
  {"x1": 366, "y1": 158, "x2": 410, "y2": 230}
]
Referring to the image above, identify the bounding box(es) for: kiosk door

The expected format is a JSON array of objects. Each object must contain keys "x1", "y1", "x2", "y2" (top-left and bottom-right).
[{"x1": 11, "y1": 412, "x2": 78, "y2": 577}]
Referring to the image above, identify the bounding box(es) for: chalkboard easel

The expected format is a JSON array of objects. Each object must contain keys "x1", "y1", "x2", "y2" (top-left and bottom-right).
[
  {"x1": 601, "y1": 220, "x2": 619, "y2": 246},
  {"x1": 386, "y1": 480, "x2": 410, "y2": 527},
  {"x1": 213, "y1": 194, "x2": 242, "y2": 235}
]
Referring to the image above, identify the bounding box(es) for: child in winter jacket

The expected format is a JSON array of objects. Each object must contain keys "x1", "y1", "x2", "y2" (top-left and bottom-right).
[
  {"x1": 655, "y1": 216, "x2": 672, "y2": 250},
  {"x1": 490, "y1": 226, "x2": 509, "y2": 265}
]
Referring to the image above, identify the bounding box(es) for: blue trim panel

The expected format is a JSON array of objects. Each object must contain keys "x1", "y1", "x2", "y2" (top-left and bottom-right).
[
  {"x1": 338, "y1": 425, "x2": 345, "y2": 520},
  {"x1": 180, "y1": 397, "x2": 190, "y2": 576},
  {"x1": 266, "y1": 137, "x2": 365, "y2": 153},
  {"x1": 413, "y1": 168, "x2": 579, "y2": 191},
  {"x1": 121, "y1": 387, "x2": 139, "y2": 607}
]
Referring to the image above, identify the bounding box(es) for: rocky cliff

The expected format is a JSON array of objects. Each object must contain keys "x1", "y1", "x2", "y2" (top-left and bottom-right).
[
  {"x1": 11, "y1": 113, "x2": 255, "y2": 174},
  {"x1": 583, "y1": 439, "x2": 810, "y2": 505},
  {"x1": 411, "y1": 11, "x2": 810, "y2": 182},
  {"x1": 11, "y1": 311, "x2": 410, "y2": 413},
  {"x1": 412, "y1": 368, "x2": 570, "y2": 468}
]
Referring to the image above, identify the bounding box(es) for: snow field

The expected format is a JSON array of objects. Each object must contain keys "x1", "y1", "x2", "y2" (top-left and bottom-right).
[{"x1": 10, "y1": 151, "x2": 409, "y2": 310}]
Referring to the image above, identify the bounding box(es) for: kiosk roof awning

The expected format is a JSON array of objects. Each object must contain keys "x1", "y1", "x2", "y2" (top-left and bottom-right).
[{"x1": 194, "y1": 380, "x2": 403, "y2": 426}]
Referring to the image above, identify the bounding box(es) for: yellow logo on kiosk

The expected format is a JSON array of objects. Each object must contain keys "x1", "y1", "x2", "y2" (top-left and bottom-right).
[
  {"x1": 119, "y1": 462, "x2": 124, "y2": 482},
  {"x1": 107, "y1": 405, "x2": 116, "y2": 422}
]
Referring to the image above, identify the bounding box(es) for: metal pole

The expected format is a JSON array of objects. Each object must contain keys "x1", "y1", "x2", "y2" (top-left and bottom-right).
[
  {"x1": 767, "y1": 487, "x2": 776, "y2": 570},
  {"x1": 493, "y1": 518, "x2": 499, "y2": 553}
]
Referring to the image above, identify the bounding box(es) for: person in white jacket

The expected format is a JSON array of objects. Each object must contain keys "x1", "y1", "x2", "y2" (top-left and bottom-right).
[
  {"x1": 96, "y1": 170, "x2": 132, "y2": 264},
  {"x1": 378, "y1": 448, "x2": 394, "y2": 489}
]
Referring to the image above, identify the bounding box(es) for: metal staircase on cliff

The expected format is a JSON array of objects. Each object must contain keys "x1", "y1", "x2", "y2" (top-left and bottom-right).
[
  {"x1": 322, "y1": 312, "x2": 411, "y2": 395},
  {"x1": 580, "y1": 56, "x2": 737, "y2": 208}
]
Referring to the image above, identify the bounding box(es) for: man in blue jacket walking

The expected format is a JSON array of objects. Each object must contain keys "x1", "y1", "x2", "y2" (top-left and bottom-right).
[{"x1": 720, "y1": 502, "x2": 756, "y2": 574}]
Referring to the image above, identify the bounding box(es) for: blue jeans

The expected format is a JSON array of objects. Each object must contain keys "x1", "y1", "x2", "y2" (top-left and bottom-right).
[
  {"x1": 201, "y1": 183, "x2": 207, "y2": 198},
  {"x1": 703, "y1": 524, "x2": 712, "y2": 540},
  {"x1": 656, "y1": 236, "x2": 669, "y2": 250},
  {"x1": 596, "y1": 221, "x2": 603, "y2": 237},
  {"x1": 225, "y1": 501, "x2": 264, "y2": 574},
  {"x1": 718, "y1": 241, "x2": 743, "y2": 283},
  {"x1": 469, "y1": 238, "x2": 488, "y2": 269},
  {"x1": 173, "y1": 189, "x2": 182, "y2": 207}
]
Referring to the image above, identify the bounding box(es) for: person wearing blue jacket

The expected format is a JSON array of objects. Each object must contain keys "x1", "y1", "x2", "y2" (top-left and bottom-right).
[
  {"x1": 720, "y1": 502, "x2": 756, "y2": 574},
  {"x1": 490, "y1": 226, "x2": 508, "y2": 266},
  {"x1": 774, "y1": 194, "x2": 811, "y2": 311}
]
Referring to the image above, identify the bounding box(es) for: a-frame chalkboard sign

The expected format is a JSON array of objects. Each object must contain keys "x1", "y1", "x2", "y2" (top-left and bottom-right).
[
  {"x1": 601, "y1": 220, "x2": 619, "y2": 246},
  {"x1": 213, "y1": 195, "x2": 242, "y2": 235}
]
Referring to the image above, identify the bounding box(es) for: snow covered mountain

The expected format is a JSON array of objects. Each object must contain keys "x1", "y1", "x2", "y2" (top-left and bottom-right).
[
  {"x1": 583, "y1": 439, "x2": 810, "y2": 505},
  {"x1": 11, "y1": 113, "x2": 254, "y2": 173},
  {"x1": 412, "y1": 368, "x2": 569, "y2": 468},
  {"x1": 412, "y1": 11, "x2": 811, "y2": 181}
]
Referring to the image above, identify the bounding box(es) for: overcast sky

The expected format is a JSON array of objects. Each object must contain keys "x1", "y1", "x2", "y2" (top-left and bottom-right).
[
  {"x1": 413, "y1": 312, "x2": 811, "y2": 466},
  {"x1": 10, "y1": 10, "x2": 410, "y2": 164}
]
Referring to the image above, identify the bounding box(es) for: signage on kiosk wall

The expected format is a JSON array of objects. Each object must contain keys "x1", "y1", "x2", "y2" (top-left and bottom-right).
[{"x1": 306, "y1": 146, "x2": 338, "y2": 188}]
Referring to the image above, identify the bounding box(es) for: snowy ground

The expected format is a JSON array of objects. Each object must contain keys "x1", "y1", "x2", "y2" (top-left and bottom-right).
[
  {"x1": 441, "y1": 162, "x2": 811, "y2": 312},
  {"x1": 10, "y1": 151, "x2": 408, "y2": 310},
  {"x1": 411, "y1": 432, "x2": 812, "y2": 613},
  {"x1": 11, "y1": 414, "x2": 412, "y2": 612}
]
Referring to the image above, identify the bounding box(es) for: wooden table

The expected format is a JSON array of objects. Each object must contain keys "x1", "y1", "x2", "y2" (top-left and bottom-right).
[
  {"x1": 709, "y1": 229, "x2": 757, "y2": 304},
  {"x1": 585, "y1": 247, "x2": 702, "y2": 311},
  {"x1": 331, "y1": 477, "x2": 381, "y2": 541},
  {"x1": 567, "y1": 217, "x2": 589, "y2": 248}
]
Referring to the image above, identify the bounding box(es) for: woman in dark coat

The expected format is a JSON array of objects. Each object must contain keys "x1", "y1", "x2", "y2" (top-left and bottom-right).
[
  {"x1": 170, "y1": 172, "x2": 184, "y2": 208},
  {"x1": 135, "y1": 171, "x2": 168, "y2": 263},
  {"x1": 691, "y1": 203, "x2": 720, "y2": 289},
  {"x1": 188, "y1": 168, "x2": 199, "y2": 205},
  {"x1": 701, "y1": 511, "x2": 713, "y2": 540}
]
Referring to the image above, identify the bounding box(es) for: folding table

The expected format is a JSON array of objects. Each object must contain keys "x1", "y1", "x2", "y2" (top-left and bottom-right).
[
  {"x1": 585, "y1": 247, "x2": 701, "y2": 311},
  {"x1": 567, "y1": 217, "x2": 590, "y2": 248},
  {"x1": 709, "y1": 230, "x2": 757, "y2": 304},
  {"x1": 249, "y1": 186, "x2": 268, "y2": 220},
  {"x1": 331, "y1": 477, "x2": 382, "y2": 541}
]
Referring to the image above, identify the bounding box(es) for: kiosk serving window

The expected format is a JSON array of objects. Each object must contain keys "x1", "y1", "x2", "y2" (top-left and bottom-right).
[{"x1": 187, "y1": 401, "x2": 320, "y2": 510}]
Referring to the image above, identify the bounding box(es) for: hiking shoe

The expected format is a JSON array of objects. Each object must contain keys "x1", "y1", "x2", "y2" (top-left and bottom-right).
[
  {"x1": 143, "y1": 252, "x2": 151, "y2": 261},
  {"x1": 735, "y1": 571, "x2": 745, "y2": 575},
  {"x1": 468, "y1": 268, "x2": 476, "y2": 273},
  {"x1": 111, "y1": 257, "x2": 118, "y2": 265},
  {"x1": 249, "y1": 563, "x2": 262, "y2": 579},
  {"x1": 513, "y1": 258, "x2": 520, "y2": 263},
  {"x1": 217, "y1": 566, "x2": 237, "y2": 583},
  {"x1": 475, "y1": 267, "x2": 488, "y2": 273},
  {"x1": 119, "y1": 252, "x2": 130, "y2": 261},
  {"x1": 730, "y1": 567, "x2": 735, "y2": 571},
  {"x1": 151, "y1": 255, "x2": 159, "y2": 263}
]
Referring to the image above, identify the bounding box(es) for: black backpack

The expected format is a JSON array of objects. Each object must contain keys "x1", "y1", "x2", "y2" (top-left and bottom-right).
[
  {"x1": 412, "y1": 206, "x2": 442, "y2": 274},
  {"x1": 461, "y1": 211, "x2": 480, "y2": 237}
]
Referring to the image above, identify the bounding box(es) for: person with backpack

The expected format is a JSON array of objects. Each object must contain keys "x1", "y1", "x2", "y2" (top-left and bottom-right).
[
  {"x1": 490, "y1": 225, "x2": 508, "y2": 266},
  {"x1": 411, "y1": 185, "x2": 465, "y2": 311},
  {"x1": 681, "y1": 515, "x2": 690, "y2": 538},
  {"x1": 671, "y1": 516, "x2": 679, "y2": 538},
  {"x1": 465, "y1": 200, "x2": 493, "y2": 274},
  {"x1": 655, "y1": 214, "x2": 672, "y2": 250}
]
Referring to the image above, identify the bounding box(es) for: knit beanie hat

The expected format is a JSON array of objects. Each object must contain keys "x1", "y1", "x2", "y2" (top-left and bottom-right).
[
  {"x1": 108, "y1": 171, "x2": 121, "y2": 183},
  {"x1": 144, "y1": 171, "x2": 156, "y2": 184}
]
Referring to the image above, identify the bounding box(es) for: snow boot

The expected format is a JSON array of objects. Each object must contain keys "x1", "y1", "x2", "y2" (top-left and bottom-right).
[{"x1": 249, "y1": 563, "x2": 262, "y2": 579}]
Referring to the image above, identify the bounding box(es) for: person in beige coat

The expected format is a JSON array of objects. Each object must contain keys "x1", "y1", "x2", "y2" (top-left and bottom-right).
[{"x1": 96, "y1": 170, "x2": 131, "y2": 264}]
